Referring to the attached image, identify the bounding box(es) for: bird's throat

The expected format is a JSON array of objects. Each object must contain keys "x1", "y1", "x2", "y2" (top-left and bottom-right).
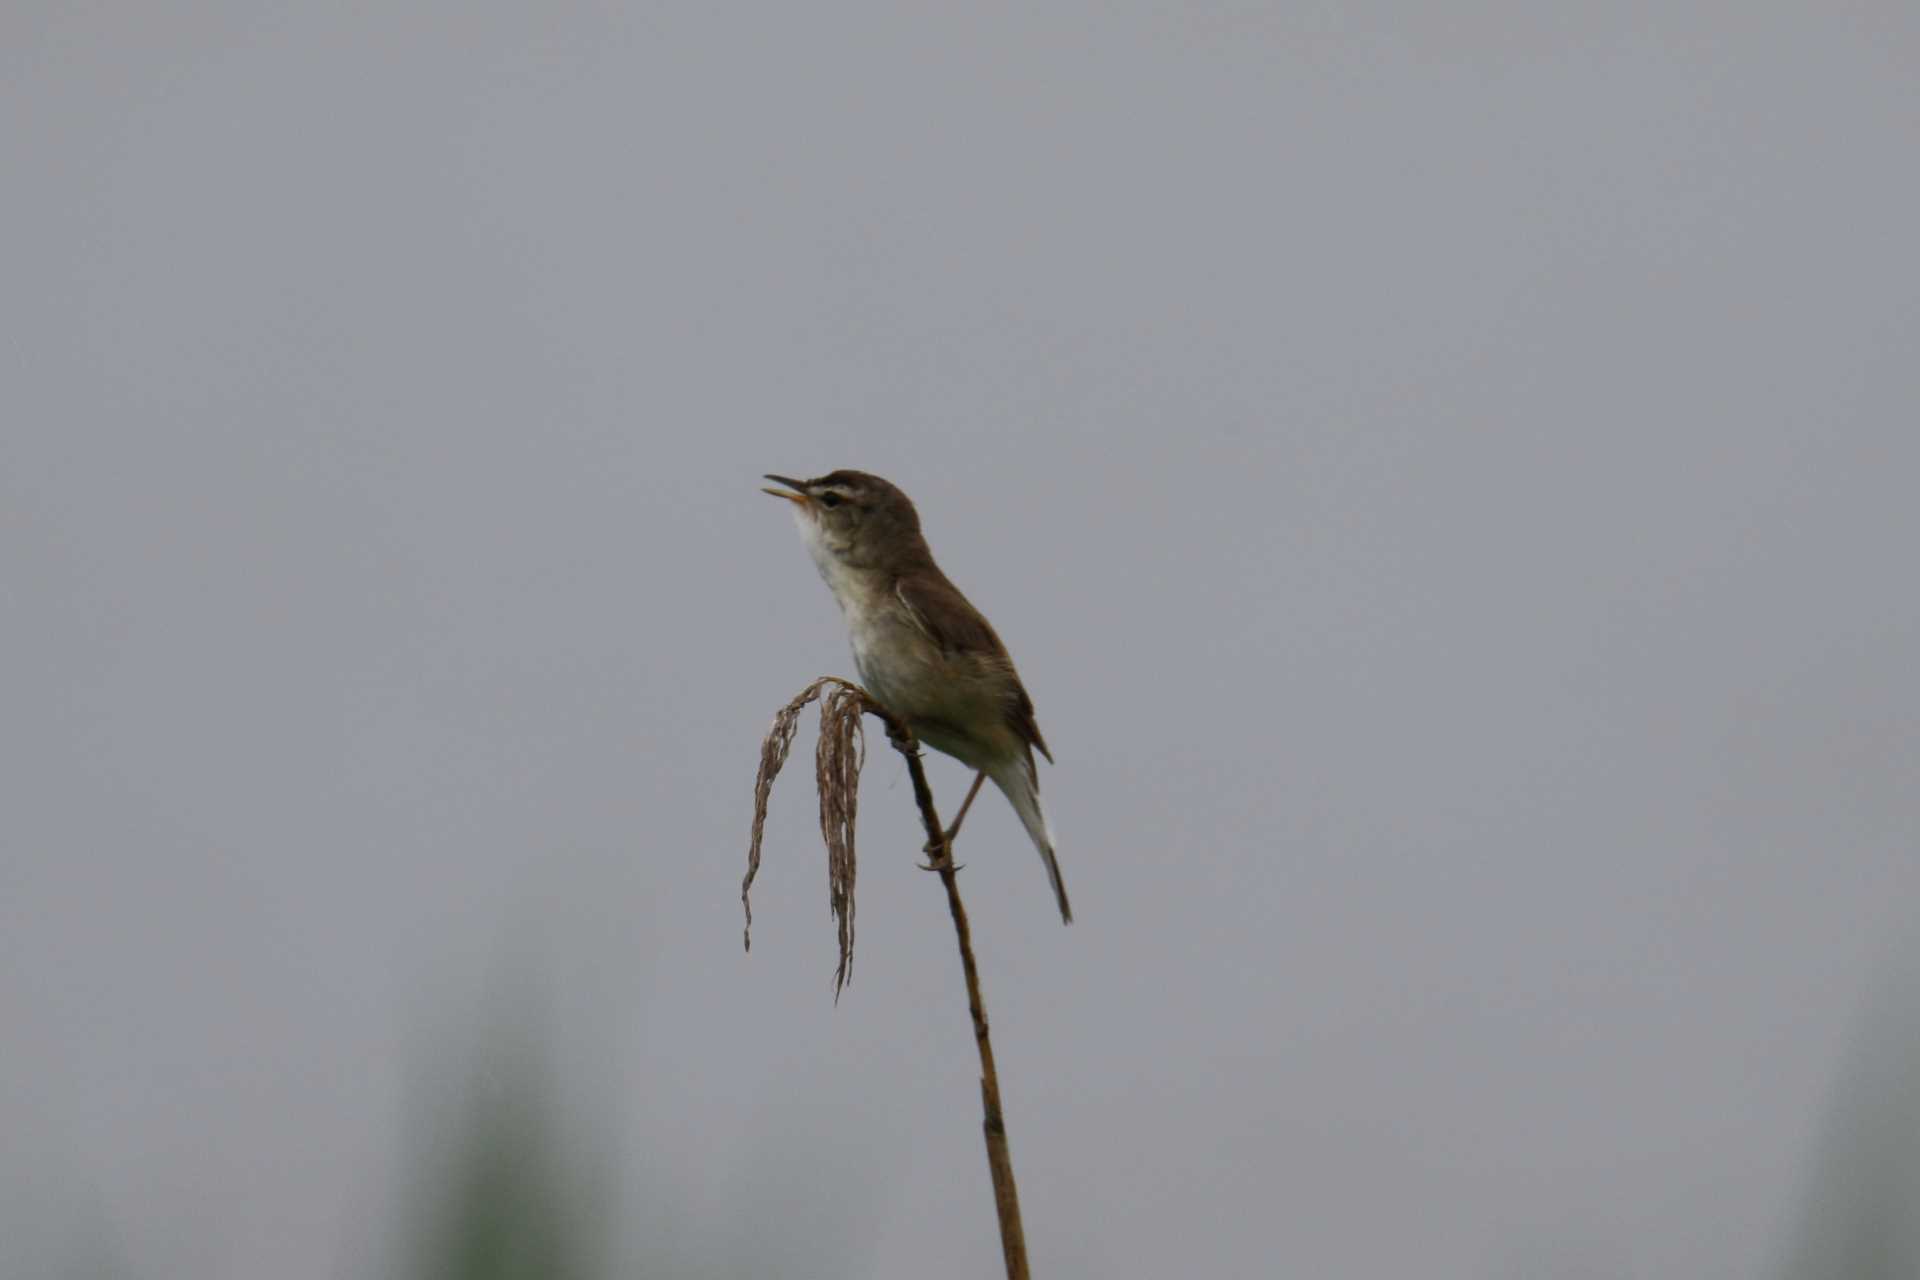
[{"x1": 795, "y1": 513, "x2": 886, "y2": 618}]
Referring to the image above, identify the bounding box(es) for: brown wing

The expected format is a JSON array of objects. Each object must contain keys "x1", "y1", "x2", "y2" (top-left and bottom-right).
[{"x1": 894, "y1": 568, "x2": 1053, "y2": 764}]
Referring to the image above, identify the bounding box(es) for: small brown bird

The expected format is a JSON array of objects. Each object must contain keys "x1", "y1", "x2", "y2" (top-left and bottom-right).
[{"x1": 762, "y1": 470, "x2": 1071, "y2": 923}]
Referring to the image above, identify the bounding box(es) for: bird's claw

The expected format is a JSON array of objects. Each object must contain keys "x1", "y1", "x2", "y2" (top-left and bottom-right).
[{"x1": 918, "y1": 839, "x2": 963, "y2": 873}]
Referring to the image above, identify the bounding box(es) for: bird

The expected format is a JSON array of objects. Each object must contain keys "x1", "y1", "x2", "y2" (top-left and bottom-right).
[{"x1": 762, "y1": 470, "x2": 1071, "y2": 923}]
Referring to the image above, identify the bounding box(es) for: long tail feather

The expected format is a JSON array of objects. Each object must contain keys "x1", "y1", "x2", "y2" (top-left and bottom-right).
[{"x1": 988, "y1": 757, "x2": 1072, "y2": 924}]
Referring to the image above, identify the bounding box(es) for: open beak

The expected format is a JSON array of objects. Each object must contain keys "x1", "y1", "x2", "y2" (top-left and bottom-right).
[{"x1": 761, "y1": 474, "x2": 811, "y2": 505}]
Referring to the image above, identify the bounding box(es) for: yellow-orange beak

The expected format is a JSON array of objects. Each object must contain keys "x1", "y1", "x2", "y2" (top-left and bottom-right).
[{"x1": 761, "y1": 474, "x2": 811, "y2": 505}]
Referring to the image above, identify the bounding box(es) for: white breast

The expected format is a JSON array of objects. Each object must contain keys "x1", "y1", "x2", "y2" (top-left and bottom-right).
[{"x1": 793, "y1": 513, "x2": 931, "y2": 709}]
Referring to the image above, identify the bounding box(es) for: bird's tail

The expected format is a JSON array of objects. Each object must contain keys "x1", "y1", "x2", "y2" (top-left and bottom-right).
[{"x1": 989, "y1": 755, "x2": 1072, "y2": 924}]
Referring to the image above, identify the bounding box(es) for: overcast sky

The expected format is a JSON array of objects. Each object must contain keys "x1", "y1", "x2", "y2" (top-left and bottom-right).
[{"x1": 5, "y1": 3, "x2": 1918, "y2": 1276}]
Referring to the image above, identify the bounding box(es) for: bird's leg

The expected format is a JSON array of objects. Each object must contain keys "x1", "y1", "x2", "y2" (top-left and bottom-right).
[
  {"x1": 945, "y1": 770, "x2": 987, "y2": 843},
  {"x1": 920, "y1": 770, "x2": 987, "y2": 870}
]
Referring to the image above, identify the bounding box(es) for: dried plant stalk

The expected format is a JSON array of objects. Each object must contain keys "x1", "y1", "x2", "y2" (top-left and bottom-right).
[
  {"x1": 742, "y1": 677, "x2": 1032, "y2": 1279},
  {"x1": 877, "y1": 715, "x2": 1031, "y2": 1280}
]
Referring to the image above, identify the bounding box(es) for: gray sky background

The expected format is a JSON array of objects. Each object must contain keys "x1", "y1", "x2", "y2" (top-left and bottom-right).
[{"x1": 5, "y1": 4, "x2": 1917, "y2": 1276}]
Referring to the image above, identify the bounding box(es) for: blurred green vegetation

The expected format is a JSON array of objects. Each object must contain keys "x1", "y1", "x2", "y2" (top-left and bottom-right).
[
  {"x1": 400, "y1": 1049, "x2": 605, "y2": 1280},
  {"x1": 1771, "y1": 950, "x2": 1920, "y2": 1279},
  {"x1": 12, "y1": 950, "x2": 1920, "y2": 1277}
]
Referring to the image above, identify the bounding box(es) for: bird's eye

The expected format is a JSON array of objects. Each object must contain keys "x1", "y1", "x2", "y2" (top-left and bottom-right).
[{"x1": 817, "y1": 492, "x2": 843, "y2": 509}]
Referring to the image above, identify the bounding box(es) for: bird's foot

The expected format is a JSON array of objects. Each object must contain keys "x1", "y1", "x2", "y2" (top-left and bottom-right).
[{"x1": 918, "y1": 835, "x2": 963, "y2": 873}]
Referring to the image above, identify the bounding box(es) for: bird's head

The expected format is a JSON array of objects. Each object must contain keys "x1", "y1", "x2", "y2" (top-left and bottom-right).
[{"x1": 762, "y1": 470, "x2": 927, "y2": 572}]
